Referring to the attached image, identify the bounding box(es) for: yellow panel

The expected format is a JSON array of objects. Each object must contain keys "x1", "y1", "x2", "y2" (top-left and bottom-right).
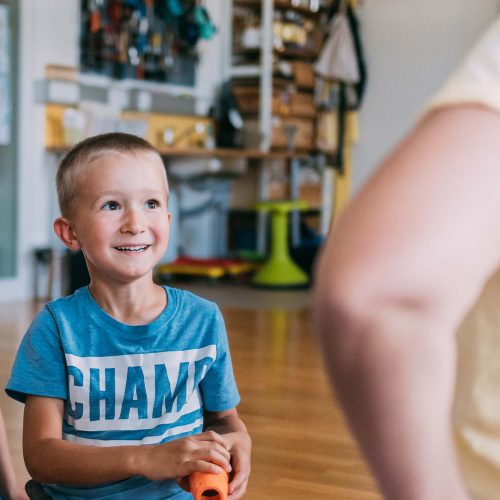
[
  {"x1": 45, "y1": 105, "x2": 213, "y2": 150},
  {"x1": 343, "y1": 110, "x2": 359, "y2": 144},
  {"x1": 333, "y1": 111, "x2": 358, "y2": 221},
  {"x1": 45, "y1": 103, "x2": 74, "y2": 148},
  {"x1": 120, "y1": 111, "x2": 213, "y2": 150},
  {"x1": 333, "y1": 145, "x2": 352, "y2": 220}
]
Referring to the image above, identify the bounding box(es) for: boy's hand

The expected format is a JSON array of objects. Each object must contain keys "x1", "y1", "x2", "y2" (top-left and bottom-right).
[
  {"x1": 202, "y1": 409, "x2": 251, "y2": 498},
  {"x1": 137, "y1": 431, "x2": 231, "y2": 482},
  {"x1": 6, "y1": 486, "x2": 29, "y2": 500},
  {"x1": 225, "y1": 430, "x2": 252, "y2": 499}
]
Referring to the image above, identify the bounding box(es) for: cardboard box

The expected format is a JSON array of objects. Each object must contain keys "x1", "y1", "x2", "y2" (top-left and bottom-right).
[
  {"x1": 292, "y1": 61, "x2": 315, "y2": 89},
  {"x1": 270, "y1": 116, "x2": 315, "y2": 150},
  {"x1": 299, "y1": 183, "x2": 322, "y2": 209},
  {"x1": 289, "y1": 92, "x2": 315, "y2": 118},
  {"x1": 233, "y1": 86, "x2": 285, "y2": 115},
  {"x1": 243, "y1": 115, "x2": 315, "y2": 150},
  {"x1": 234, "y1": 86, "x2": 315, "y2": 118}
]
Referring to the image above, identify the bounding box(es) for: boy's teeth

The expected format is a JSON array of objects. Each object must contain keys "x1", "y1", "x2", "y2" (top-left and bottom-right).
[{"x1": 116, "y1": 246, "x2": 148, "y2": 252}]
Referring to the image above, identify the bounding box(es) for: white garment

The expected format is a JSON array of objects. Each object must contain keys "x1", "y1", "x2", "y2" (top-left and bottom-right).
[
  {"x1": 425, "y1": 16, "x2": 500, "y2": 114},
  {"x1": 425, "y1": 15, "x2": 500, "y2": 499},
  {"x1": 314, "y1": 11, "x2": 360, "y2": 83}
]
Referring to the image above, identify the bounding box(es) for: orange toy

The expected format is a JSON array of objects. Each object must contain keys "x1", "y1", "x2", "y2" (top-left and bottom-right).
[{"x1": 189, "y1": 471, "x2": 228, "y2": 500}]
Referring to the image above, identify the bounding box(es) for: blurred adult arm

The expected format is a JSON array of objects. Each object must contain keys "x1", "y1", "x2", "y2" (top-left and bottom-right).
[{"x1": 313, "y1": 105, "x2": 500, "y2": 499}]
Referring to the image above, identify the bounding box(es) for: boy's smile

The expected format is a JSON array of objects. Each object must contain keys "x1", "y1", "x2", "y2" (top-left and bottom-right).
[
  {"x1": 58, "y1": 151, "x2": 171, "y2": 287},
  {"x1": 115, "y1": 245, "x2": 150, "y2": 252}
]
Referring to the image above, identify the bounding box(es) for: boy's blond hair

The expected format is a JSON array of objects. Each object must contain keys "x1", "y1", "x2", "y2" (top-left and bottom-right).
[{"x1": 56, "y1": 132, "x2": 166, "y2": 218}]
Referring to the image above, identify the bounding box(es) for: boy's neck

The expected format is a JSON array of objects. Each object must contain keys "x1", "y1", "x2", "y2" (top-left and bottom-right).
[{"x1": 88, "y1": 278, "x2": 167, "y2": 326}]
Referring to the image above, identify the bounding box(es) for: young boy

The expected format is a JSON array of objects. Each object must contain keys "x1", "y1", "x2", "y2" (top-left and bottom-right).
[{"x1": 5, "y1": 133, "x2": 251, "y2": 499}]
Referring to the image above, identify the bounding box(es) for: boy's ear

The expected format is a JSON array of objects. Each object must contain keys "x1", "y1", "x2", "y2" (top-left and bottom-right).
[{"x1": 53, "y1": 217, "x2": 81, "y2": 250}]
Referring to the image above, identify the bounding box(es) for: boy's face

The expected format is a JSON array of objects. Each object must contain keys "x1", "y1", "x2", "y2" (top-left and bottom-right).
[{"x1": 58, "y1": 151, "x2": 170, "y2": 286}]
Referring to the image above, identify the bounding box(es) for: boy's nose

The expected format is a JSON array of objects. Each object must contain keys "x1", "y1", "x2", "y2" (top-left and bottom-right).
[{"x1": 120, "y1": 209, "x2": 145, "y2": 234}]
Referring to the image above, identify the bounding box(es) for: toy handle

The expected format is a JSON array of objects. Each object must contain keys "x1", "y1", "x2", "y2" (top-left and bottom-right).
[{"x1": 189, "y1": 470, "x2": 229, "y2": 500}]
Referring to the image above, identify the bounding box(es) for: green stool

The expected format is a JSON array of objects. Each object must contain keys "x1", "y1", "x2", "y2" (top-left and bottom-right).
[{"x1": 252, "y1": 200, "x2": 309, "y2": 288}]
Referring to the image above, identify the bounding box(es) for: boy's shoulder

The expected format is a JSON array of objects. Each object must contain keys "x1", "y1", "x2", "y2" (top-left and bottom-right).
[
  {"x1": 166, "y1": 285, "x2": 220, "y2": 314},
  {"x1": 45, "y1": 286, "x2": 89, "y2": 315}
]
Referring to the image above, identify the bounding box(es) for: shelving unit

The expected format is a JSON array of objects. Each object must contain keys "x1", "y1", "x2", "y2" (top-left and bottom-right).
[
  {"x1": 222, "y1": 1, "x2": 335, "y2": 249},
  {"x1": 224, "y1": 0, "x2": 329, "y2": 152},
  {"x1": 222, "y1": 0, "x2": 362, "y2": 238}
]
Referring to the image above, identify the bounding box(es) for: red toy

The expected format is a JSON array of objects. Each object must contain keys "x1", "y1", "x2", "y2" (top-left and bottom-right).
[{"x1": 189, "y1": 470, "x2": 228, "y2": 500}]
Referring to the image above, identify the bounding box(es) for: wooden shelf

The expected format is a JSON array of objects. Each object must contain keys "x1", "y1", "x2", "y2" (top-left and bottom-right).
[
  {"x1": 276, "y1": 46, "x2": 319, "y2": 59},
  {"x1": 233, "y1": 45, "x2": 318, "y2": 60},
  {"x1": 228, "y1": 75, "x2": 297, "y2": 89},
  {"x1": 234, "y1": 0, "x2": 324, "y2": 17},
  {"x1": 232, "y1": 46, "x2": 261, "y2": 56},
  {"x1": 241, "y1": 110, "x2": 316, "y2": 119},
  {"x1": 46, "y1": 146, "x2": 309, "y2": 160},
  {"x1": 230, "y1": 65, "x2": 262, "y2": 78},
  {"x1": 158, "y1": 147, "x2": 309, "y2": 159}
]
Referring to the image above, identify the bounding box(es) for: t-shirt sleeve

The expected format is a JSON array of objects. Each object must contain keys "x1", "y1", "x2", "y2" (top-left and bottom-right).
[
  {"x1": 200, "y1": 306, "x2": 240, "y2": 412},
  {"x1": 423, "y1": 16, "x2": 500, "y2": 117},
  {"x1": 5, "y1": 306, "x2": 67, "y2": 403}
]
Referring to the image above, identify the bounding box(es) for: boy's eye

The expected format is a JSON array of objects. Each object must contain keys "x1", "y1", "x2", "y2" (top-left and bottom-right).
[
  {"x1": 102, "y1": 201, "x2": 120, "y2": 211},
  {"x1": 145, "y1": 199, "x2": 160, "y2": 209}
]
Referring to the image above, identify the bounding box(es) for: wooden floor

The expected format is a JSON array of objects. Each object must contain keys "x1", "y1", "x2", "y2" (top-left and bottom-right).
[{"x1": 0, "y1": 282, "x2": 381, "y2": 499}]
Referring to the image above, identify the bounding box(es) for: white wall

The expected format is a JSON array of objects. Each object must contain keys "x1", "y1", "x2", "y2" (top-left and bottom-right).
[
  {"x1": 0, "y1": 0, "x2": 80, "y2": 302},
  {"x1": 354, "y1": 0, "x2": 500, "y2": 191},
  {"x1": 1, "y1": 0, "x2": 499, "y2": 301}
]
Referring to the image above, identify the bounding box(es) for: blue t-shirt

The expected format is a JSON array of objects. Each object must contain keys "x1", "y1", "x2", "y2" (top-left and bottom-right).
[{"x1": 6, "y1": 286, "x2": 240, "y2": 499}]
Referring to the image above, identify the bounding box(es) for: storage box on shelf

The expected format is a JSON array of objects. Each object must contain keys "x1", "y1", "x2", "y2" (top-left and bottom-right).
[
  {"x1": 45, "y1": 104, "x2": 78, "y2": 148},
  {"x1": 232, "y1": 85, "x2": 315, "y2": 118},
  {"x1": 44, "y1": 103, "x2": 214, "y2": 152},
  {"x1": 242, "y1": 115, "x2": 314, "y2": 150},
  {"x1": 291, "y1": 61, "x2": 315, "y2": 89},
  {"x1": 271, "y1": 115, "x2": 315, "y2": 149}
]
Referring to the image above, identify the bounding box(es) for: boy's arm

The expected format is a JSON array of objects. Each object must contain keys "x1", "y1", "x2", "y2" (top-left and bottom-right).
[
  {"x1": 204, "y1": 408, "x2": 251, "y2": 499},
  {"x1": 0, "y1": 409, "x2": 28, "y2": 499},
  {"x1": 313, "y1": 105, "x2": 500, "y2": 499},
  {"x1": 23, "y1": 395, "x2": 232, "y2": 486}
]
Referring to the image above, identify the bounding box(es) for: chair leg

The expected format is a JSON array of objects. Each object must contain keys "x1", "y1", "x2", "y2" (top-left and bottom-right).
[{"x1": 25, "y1": 479, "x2": 53, "y2": 500}]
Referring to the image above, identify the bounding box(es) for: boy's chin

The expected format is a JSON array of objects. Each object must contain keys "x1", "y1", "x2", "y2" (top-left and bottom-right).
[{"x1": 94, "y1": 268, "x2": 156, "y2": 285}]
